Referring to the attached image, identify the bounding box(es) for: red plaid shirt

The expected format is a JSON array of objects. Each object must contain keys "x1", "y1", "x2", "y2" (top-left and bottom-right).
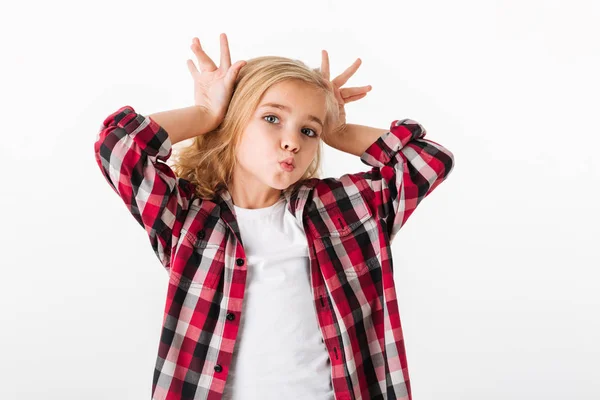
[{"x1": 94, "y1": 105, "x2": 454, "y2": 399}]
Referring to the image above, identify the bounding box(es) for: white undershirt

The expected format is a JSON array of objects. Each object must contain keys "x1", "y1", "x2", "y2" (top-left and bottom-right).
[{"x1": 221, "y1": 196, "x2": 333, "y2": 399}]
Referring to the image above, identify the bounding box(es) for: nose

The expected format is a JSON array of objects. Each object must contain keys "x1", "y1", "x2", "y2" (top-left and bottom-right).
[{"x1": 281, "y1": 130, "x2": 300, "y2": 152}]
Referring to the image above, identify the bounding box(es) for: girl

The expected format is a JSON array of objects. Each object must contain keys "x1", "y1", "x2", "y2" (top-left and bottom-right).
[{"x1": 94, "y1": 33, "x2": 454, "y2": 400}]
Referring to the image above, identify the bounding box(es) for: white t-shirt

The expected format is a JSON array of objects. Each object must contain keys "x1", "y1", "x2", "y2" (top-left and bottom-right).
[{"x1": 222, "y1": 195, "x2": 334, "y2": 399}]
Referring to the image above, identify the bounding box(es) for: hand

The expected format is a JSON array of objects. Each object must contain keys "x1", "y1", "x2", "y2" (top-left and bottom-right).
[
  {"x1": 320, "y1": 50, "x2": 372, "y2": 142},
  {"x1": 186, "y1": 33, "x2": 246, "y2": 132}
]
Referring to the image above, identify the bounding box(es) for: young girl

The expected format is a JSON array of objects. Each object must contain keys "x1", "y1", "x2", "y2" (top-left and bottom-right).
[{"x1": 94, "y1": 33, "x2": 454, "y2": 400}]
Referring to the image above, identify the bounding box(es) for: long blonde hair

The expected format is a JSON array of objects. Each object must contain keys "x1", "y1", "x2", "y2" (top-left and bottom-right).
[{"x1": 171, "y1": 55, "x2": 339, "y2": 201}]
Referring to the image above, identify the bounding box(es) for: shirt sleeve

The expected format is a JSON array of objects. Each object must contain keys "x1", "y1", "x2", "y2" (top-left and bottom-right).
[
  {"x1": 357, "y1": 118, "x2": 455, "y2": 244},
  {"x1": 93, "y1": 105, "x2": 195, "y2": 272}
]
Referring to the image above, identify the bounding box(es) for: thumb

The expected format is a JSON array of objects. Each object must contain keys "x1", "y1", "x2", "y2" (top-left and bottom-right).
[{"x1": 225, "y1": 60, "x2": 246, "y2": 86}]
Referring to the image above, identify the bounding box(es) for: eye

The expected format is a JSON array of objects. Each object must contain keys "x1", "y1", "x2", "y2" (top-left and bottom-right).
[
  {"x1": 263, "y1": 115, "x2": 319, "y2": 138},
  {"x1": 264, "y1": 115, "x2": 279, "y2": 124},
  {"x1": 301, "y1": 127, "x2": 318, "y2": 138}
]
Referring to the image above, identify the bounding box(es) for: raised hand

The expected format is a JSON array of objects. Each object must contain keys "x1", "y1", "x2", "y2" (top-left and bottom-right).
[
  {"x1": 186, "y1": 33, "x2": 246, "y2": 132},
  {"x1": 320, "y1": 50, "x2": 372, "y2": 141}
]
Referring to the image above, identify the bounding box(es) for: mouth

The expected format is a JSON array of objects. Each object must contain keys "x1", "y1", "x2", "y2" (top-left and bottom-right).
[
  {"x1": 279, "y1": 157, "x2": 295, "y2": 167},
  {"x1": 279, "y1": 161, "x2": 295, "y2": 172}
]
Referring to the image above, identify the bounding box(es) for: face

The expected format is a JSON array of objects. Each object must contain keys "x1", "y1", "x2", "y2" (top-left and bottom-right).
[{"x1": 230, "y1": 79, "x2": 326, "y2": 207}]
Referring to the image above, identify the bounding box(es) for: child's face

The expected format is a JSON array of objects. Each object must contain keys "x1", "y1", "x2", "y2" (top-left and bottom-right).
[{"x1": 232, "y1": 79, "x2": 327, "y2": 198}]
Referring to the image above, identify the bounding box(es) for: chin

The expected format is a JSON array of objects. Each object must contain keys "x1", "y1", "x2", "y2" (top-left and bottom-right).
[
  {"x1": 263, "y1": 167, "x2": 304, "y2": 190},
  {"x1": 269, "y1": 182, "x2": 293, "y2": 190},
  {"x1": 267, "y1": 176, "x2": 298, "y2": 190}
]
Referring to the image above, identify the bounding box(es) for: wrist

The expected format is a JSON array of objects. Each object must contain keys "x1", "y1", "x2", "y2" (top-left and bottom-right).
[
  {"x1": 195, "y1": 105, "x2": 222, "y2": 135},
  {"x1": 323, "y1": 123, "x2": 348, "y2": 148}
]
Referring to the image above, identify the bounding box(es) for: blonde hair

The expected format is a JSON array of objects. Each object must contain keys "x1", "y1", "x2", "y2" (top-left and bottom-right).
[{"x1": 171, "y1": 55, "x2": 339, "y2": 201}]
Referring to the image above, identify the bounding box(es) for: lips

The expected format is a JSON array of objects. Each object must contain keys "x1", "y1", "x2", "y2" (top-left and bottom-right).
[
  {"x1": 279, "y1": 157, "x2": 295, "y2": 167},
  {"x1": 279, "y1": 161, "x2": 295, "y2": 172}
]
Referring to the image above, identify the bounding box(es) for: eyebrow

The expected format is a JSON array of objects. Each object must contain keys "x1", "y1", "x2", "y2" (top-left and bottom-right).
[{"x1": 259, "y1": 102, "x2": 324, "y2": 128}]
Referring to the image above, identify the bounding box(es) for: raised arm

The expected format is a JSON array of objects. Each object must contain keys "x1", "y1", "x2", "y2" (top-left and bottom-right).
[
  {"x1": 317, "y1": 50, "x2": 454, "y2": 243},
  {"x1": 356, "y1": 120, "x2": 454, "y2": 243},
  {"x1": 93, "y1": 33, "x2": 246, "y2": 271},
  {"x1": 94, "y1": 105, "x2": 200, "y2": 272}
]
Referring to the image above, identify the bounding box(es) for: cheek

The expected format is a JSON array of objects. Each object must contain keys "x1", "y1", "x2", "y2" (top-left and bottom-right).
[
  {"x1": 305, "y1": 141, "x2": 319, "y2": 159},
  {"x1": 236, "y1": 130, "x2": 273, "y2": 165},
  {"x1": 251, "y1": 122, "x2": 274, "y2": 142}
]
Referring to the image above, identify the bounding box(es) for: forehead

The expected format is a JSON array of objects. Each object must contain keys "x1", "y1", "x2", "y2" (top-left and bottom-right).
[{"x1": 258, "y1": 80, "x2": 327, "y2": 118}]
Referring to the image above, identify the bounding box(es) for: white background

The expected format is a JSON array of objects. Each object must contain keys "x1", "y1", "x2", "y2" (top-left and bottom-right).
[{"x1": 1, "y1": 0, "x2": 599, "y2": 399}]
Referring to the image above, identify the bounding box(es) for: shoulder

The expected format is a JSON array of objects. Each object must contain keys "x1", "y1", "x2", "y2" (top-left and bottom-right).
[{"x1": 308, "y1": 173, "x2": 376, "y2": 213}]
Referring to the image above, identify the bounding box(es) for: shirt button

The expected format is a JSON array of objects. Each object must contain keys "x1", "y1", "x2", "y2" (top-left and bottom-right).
[
  {"x1": 214, "y1": 364, "x2": 223, "y2": 373},
  {"x1": 197, "y1": 230, "x2": 205, "y2": 239},
  {"x1": 226, "y1": 312, "x2": 235, "y2": 321},
  {"x1": 236, "y1": 258, "x2": 244, "y2": 267}
]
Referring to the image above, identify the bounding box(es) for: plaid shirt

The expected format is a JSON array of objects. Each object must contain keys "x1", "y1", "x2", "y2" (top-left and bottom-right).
[{"x1": 94, "y1": 105, "x2": 454, "y2": 400}]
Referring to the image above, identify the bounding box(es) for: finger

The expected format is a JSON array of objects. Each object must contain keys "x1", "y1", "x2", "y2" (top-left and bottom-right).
[
  {"x1": 321, "y1": 50, "x2": 330, "y2": 81},
  {"x1": 191, "y1": 37, "x2": 217, "y2": 72},
  {"x1": 219, "y1": 33, "x2": 232, "y2": 70},
  {"x1": 225, "y1": 60, "x2": 247, "y2": 87},
  {"x1": 340, "y1": 85, "x2": 372, "y2": 99},
  {"x1": 186, "y1": 59, "x2": 199, "y2": 78},
  {"x1": 332, "y1": 58, "x2": 362, "y2": 88},
  {"x1": 344, "y1": 92, "x2": 368, "y2": 103}
]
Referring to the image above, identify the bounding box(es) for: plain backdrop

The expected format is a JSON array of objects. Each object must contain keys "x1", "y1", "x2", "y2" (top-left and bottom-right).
[{"x1": 1, "y1": 0, "x2": 599, "y2": 399}]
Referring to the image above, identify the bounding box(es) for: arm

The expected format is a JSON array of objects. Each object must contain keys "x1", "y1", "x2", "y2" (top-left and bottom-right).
[
  {"x1": 149, "y1": 105, "x2": 219, "y2": 145},
  {"x1": 315, "y1": 51, "x2": 454, "y2": 242},
  {"x1": 94, "y1": 35, "x2": 245, "y2": 271},
  {"x1": 93, "y1": 105, "x2": 210, "y2": 272},
  {"x1": 326, "y1": 123, "x2": 389, "y2": 157},
  {"x1": 331, "y1": 120, "x2": 455, "y2": 243}
]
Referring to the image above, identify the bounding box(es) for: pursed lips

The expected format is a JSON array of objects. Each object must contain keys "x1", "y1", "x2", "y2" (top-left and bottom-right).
[{"x1": 279, "y1": 157, "x2": 295, "y2": 167}]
